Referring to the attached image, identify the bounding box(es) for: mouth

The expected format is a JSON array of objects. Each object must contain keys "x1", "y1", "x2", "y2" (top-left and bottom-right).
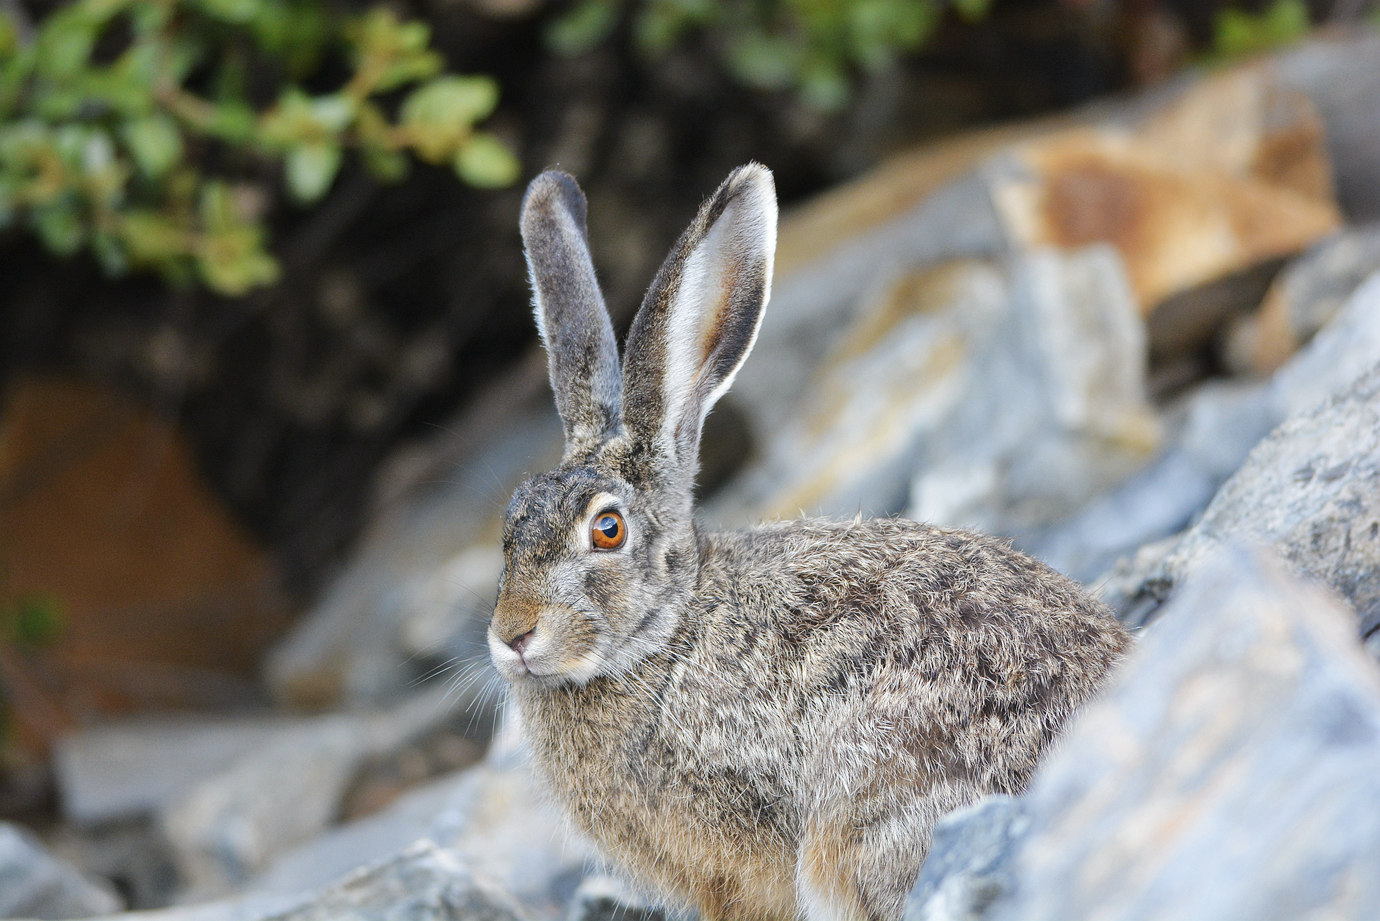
[{"x1": 488, "y1": 630, "x2": 570, "y2": 686}]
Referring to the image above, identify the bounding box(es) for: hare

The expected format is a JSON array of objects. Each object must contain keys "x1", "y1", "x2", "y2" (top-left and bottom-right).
[{"x1": 488, "y1": 164, "x2": 1130, "y2": 921}]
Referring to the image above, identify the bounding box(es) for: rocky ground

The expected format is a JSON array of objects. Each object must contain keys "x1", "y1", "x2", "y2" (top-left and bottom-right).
[{"x1": 5, "y1": 31, "x2": 1380, "y2": 921}]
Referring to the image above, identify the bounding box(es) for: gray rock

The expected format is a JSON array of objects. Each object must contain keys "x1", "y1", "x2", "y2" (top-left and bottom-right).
[
  {"x1": 246, "y1": 771, "x2": 473, "y2": 900},
  {"x1": 1275, "y1": 34, "x2": 1380, "y2": 221},
  {"x1": 906, "y1": 246, "x2": 1157, "y2": 539},
  {"x1": 709, "y1": 245, "x2": 1159, "y2": 538},
  {"x1": 730, "y1": 173, "x2": 1008, "y2": 438},
  {"x1": 1029, "y1": 379, "x2": 1274, "y2": 582},
  {"x1": 66, "y1": 844, "x2": 531, "y2": 921},
  {"x1": 261, "y1": 841, "x2": 531, "y2": 921},
  {"x1": 249, "y1": 713, "x2": 589, "y2": 921},
  {"x1": 1226, "y1": 224, "x2": 1380, "y2": 374},
  {"x1": 159, "y1": 685, "x2": 480, "y2": 898},
  {"x1": 55, "y1": 718, "x2": 321, "y2": 827},
  {"x1": 0, "y1": 822, "x2": 122, "y2": 919},
  {"x1": 1037, "y1": 268, "x2": 1380, "y2": 587},
  {"x1": 987, "y1": 547, "x2": 1380, "y2": 921},
  {"x1": 43, "y1": 819, "x2": 179, "y2": 911},
  {"x1": 563, "y1": 875, "x2": 673, "y2": 921},
  {"x1": 1268, "y1": 271, "x2": 1380, "y2": 417},
  {"x1": 1113, "y1": 358, "x2": 1380, "y2": 637},
  {"x1": 74, "y1": 897, "x2": 300, "y2": 921},
  {"x1": 902, "y1": 797, "x2": 1027, "y2": 921}
]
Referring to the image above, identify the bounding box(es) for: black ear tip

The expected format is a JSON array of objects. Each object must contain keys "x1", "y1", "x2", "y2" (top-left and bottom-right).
[{"x1": 523, "y1": 169, "x2": 588, "y2": 229}]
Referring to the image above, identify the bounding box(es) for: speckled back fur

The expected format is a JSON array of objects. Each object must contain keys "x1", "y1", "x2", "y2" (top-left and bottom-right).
[{"x1": 489, "y1": 165, "x2": 1131, "y2": 921}]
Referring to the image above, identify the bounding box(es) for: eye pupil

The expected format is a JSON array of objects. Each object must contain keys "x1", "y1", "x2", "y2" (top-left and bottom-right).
[{"x1": 591, "y1": 510, "x2": 626, "y2": 549}]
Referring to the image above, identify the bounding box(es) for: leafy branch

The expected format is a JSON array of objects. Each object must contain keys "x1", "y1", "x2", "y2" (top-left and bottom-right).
[{"x1": 0, "y1": 0, "x2": 520, "y2": 296}]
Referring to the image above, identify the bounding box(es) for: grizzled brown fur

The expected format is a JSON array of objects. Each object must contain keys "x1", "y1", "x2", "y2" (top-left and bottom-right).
[{"x1": 490, "y1": 165, "x2": 1131, "y2": 921}]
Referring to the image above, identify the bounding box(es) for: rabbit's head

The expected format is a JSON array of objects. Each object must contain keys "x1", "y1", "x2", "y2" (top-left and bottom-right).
[{"x1": 489, "y1": 165, "x2": 777, "y2": 687}]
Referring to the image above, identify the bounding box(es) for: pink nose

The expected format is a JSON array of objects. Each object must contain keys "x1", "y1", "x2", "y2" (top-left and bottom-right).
[{"x1": 508, "y1": 628, "x2": 535, "y2": 657}]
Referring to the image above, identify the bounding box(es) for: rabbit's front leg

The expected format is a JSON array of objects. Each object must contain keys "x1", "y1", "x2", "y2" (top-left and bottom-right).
[
  {"x1": 795, "y1": 803, "x2": 935, "y2": 921},
  {"x1": 794, "y1": 822, "x2": 921, "y2": 921}
]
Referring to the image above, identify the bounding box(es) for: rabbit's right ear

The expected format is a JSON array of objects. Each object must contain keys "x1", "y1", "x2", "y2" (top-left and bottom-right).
[
  {"x1": 621, "y1": 165, "x2": 776, "y2": 485},
  {"x1": 521, "y1": 171, "x2": 622, "y2": 453}
]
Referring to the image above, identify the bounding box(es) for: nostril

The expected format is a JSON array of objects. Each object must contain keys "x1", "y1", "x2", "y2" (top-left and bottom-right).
[{"x1": 508, "y1": 628, "x2": 535, "y2": 657}]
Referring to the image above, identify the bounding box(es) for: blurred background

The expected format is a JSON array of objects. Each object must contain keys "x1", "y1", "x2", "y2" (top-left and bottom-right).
[{"x1": 1, "y1": 0, "x2": 1379, "y2": 916}]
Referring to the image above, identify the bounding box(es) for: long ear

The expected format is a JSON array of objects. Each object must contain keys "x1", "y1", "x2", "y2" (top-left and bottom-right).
[
  {"x1": 521, "y1": 170, "x2": 622, "y2": 453},
  {"x1": 621, "y1": 164, "x2": 777, "y2": 482}
]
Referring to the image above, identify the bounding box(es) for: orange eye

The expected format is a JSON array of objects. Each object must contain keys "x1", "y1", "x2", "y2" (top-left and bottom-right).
[{"x1": 591, "y1": 510, "x2": 626, "y2": 550}]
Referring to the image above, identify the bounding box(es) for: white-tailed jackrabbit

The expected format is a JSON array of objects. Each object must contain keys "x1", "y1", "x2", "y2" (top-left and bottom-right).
[{"x1": 489, "y1": 164, "x2": 1130, "y2": 921}]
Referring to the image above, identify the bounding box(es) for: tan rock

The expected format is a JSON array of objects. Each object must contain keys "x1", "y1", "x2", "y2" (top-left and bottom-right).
[
  {"x1": 990, "y1": 123, "x2": 1339, "y2": 312},
  {"x1": 0, "y1": 376, "x2": 293, "y2": 724},
  {"x1": 1136, "y1": 66, "x2": 1334, "y2": 199},
  {"x1": 775, "y1": 118, "x2": 1067, "y2": 279}
]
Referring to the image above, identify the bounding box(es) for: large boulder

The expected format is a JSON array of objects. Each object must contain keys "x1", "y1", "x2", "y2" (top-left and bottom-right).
[
  {"x1": 1033, "y1": 267, "x2": 1380, "y2": 583},
  {"x1": 710, "y1": 246, "x2": 1159, "y2": 539},
  {"x1": 248, "y1": 716, "x2": 590, "y2": 921},
  {"x1": 728, "y1": 35, "x2": 1369, "y2": 449},
  {"x1": 1109, "y1": 350, "x2": 1380, "y2": 644},
  {"x1": 48, "y1": 684, "x2": 488, "y2": 900},
  {"x1": 64, "y1": 843, "x2": 534, "y2": 921},
  {"x1": 907, "y1": 546, "x2": 1380, "y2": 921}
]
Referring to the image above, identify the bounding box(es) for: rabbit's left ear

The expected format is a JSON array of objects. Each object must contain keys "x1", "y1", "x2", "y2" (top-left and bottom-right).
[
  {"x1": 521, "y1": 170, "x2": 623, "y2": 454},
  {"x1": 621, "y1": 164, "x2": 777, "y2": 480}
]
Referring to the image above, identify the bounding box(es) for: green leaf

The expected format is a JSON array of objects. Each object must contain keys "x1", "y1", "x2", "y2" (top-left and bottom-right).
[
  {"x1": 726, "y1": 33, "x2": 803, "y2": 91},
  {"x1": 401, "y1": 76, "x2": 500, "y2": 162},
  {"x1": 193, "y1": 0, "x2": 259, "y2": 25},
  {"x1": 34, "y1": 203, "x2": 86, "y2": 255},
  {"x1": 127, "y1": 1, "x2": 173, "y2": 35},
  {"x1": 119, "y1": 210, "x2": 191, "y2": 262},
  {"x1": 0, "y1": 180, "x2": 14, "y2": 229},
  {"x1": 309, "y1": 93, "x2": 355, "y2": 134},
  {"x1": 285, "y1": 142, "x2": 342, "y2": 201},
  {"x1": 952, "y1": 0, "x2": 991, "y2": 23},
  {"x1": 196, "y1": 226, "x2": 280, "y2": 295},
  {"x1": 91, "y1": 229, "x2": 129, "y2": 274},
  {"x1": 262, "y1": 91, "x2": 352, "y2": 147},
  {"x1": 362, "y1": 145, "x2": 409, "y2": 182},
  {"x1": 11, "y1": 594, "x2": 63, "y2": 647},
  {"x1": 252, "y1": 2, "x2": 329, "y2": 76},
  {"x1": 799, "y1": 58, "x2": 851, "y2": 112},
  {"x1": 546, "y1": 0, "x2": 621, "y2": 55},
  {"x1": 10, "y1": 594, "x2": 63, "y2": 647},
  {"x1": 122, "y1": 116, "x2": 183, "y2": 178},
  {"x1": 0, "y1": 43, "x2": 35, "y2": 116},
  {"x1": 35, "y1": 11, "x2": 99, "y2": 77},
  {"x1": 0, "y1": 12, "x2": 17, "y2": 58},
  {"x1": 205, "y1": 101, "x2": 257, "y2": 144},
  {"x1": 454, "y1": 132, "x2": 520, "y2": 189},
  {"x1": 634, "y1": 6, "x2": 687, "y2": 56},
  {"x1": 198, "y1": 181, "x2": 235, "y2": 231},
  {"x1": 1213, "y1": 0, "x2": 1310, "y2": 59},
  {"x1": 348, "y1": 8, "x2": 442, "y2": 91},
  {"x1": 373, "y1": 51, "x2": 445, "y2": 94}
]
